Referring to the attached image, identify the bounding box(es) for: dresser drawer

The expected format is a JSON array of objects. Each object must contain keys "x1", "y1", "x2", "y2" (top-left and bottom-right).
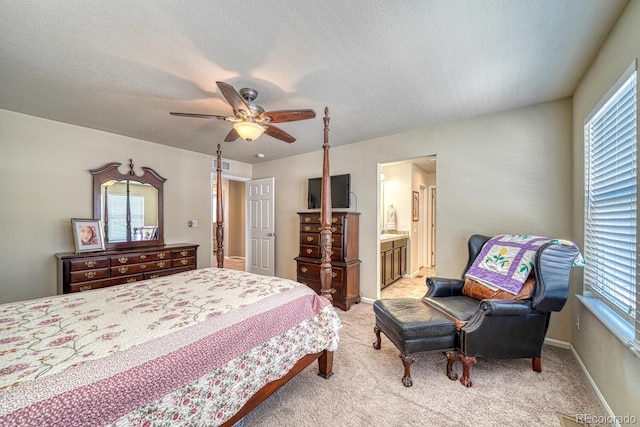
[
  {"x1": 68, "y1": 257, "x2": 109, "y2": 271},
  {"x1": 299, "y1": 214, "x2": 344, "y2": 225},
  {"x1": 110, "y1": 260, "x2": 170, "y2": 276},
  {"x1": 300, "y1": 224, "x2": 343, "y2": 234},
  {"x1": 296, "y1": 277, "x2": 344, "y2": 301},
  {"x1": 110, "y1": 251, "x2": 171, "y2": 266},
  {"x1": 297, "y1": 262, "x2": 344, "y2": 283},
  {"x1": 300, "y1": 233, "x2": 343, "y2": 248},
  {"x1": 172, "y1": 257, "x2": 195, "y2": 268},
  {"x1": 144, "y1": 266, "x2": 192, "y2": 280},
  {"x1": 300, "y1": 245, "x2": 342, "y2": 261},
  {"x1": 173, "y1": 248, "x2": 196, "y2": 259},
  {"x1": 69, "y1": 268, "x2": 110, "y2": 284},
  {"x1": 67, "y1": 274, "x2": 144, "y2": 292}
]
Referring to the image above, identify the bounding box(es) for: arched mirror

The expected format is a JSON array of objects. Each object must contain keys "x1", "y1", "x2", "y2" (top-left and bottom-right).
[{"x1": 91, "y1": 160, "x2": 165, "y2": 250}]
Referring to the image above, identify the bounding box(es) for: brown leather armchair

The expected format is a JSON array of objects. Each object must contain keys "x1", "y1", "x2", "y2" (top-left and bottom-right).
[{"x1": 423, "y1": 234, "x2": 579, "y2": 386}]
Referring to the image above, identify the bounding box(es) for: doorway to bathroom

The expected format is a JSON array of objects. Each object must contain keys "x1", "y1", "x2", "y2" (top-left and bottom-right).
[{"x1": 379, "y1": 156, "x2": 437, "y2": 299}]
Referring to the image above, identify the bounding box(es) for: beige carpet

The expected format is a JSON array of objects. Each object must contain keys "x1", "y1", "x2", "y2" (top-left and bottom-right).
[{"x1": 243, "y1": 302, "x2": 606, "y2": 427}]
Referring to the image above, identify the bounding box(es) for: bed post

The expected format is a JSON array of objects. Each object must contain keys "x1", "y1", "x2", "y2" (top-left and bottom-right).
[
  {"x1": 216, "y1": 144, "x2": 224, "y2": 268},
  {"x1": 319, "y1": 107, "x2": 334, "y2": 302}
]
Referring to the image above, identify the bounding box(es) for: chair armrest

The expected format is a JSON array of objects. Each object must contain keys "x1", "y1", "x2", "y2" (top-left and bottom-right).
[
  {"x1": 479, "y1": 299, "x2": 532, "y2": 316},
  {"x1": 425, "y1": 277, "x2": 465, "y2": 297}
]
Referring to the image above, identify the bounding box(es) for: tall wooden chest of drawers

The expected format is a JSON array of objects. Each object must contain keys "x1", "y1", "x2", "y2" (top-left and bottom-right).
[
  {"x1": 295, "y1": 211, "x2": 360, "y2": 311},
  {"x1": 56, "y1": 243, "x2": 198, "y2": 294}
]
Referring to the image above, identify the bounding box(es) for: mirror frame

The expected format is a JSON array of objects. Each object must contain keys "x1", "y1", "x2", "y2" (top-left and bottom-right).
[{"x1": 90, "y1": 161, "x2": 166, "y2": 250}]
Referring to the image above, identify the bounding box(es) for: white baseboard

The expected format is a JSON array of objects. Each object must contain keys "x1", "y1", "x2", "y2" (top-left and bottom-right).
[
  {"x1": 360, "y1": 297, "x2": 375, "y2": 305},
  {"x1": 544, "y1": 337, "x2": 570, "y2": 349}
]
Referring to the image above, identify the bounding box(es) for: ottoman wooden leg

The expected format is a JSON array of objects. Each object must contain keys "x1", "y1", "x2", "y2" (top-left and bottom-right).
[
  {"x1": 445, "y1": 351, "x2": 459, "y2": 381},
  {"x1": 458, "y1": 352, "x2": 476, "y2": 387},
  {"x1": 400, "y1": 353, "x2": 416, "y2": 387},
  {"x1": 373, "y1": 325, "x2": 382, "y2": 350}
]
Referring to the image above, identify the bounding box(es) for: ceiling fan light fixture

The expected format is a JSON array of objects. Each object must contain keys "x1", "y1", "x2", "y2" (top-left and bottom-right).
[{"x1": 233, "y1": 121, "x2": 266, "y2": 142}]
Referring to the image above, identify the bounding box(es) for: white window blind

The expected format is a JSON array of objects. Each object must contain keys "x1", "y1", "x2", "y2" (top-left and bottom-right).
[{"x1": 584, "y1": 65, "x2": 638, "y2": 347}]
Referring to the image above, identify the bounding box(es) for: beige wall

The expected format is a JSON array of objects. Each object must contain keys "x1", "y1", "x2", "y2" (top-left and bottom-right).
[
  {"x1": 0, "y1": 109, "x2": 216, "y2": 303},
  {"x1": 571, "y1": 0, "x2": 640, "y2": 423},
  {"x1": 253, "y1": 99, "x2": 575, "y2": 325}
]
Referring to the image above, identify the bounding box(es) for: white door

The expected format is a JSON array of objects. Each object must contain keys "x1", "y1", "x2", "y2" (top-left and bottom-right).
[{"x1": 246, "y1": 177, "x2": 275, "y2": 276}]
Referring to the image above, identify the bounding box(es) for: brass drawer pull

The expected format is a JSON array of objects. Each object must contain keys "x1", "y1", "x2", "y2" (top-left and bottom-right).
[
  {"x1": 84, "y1": 271, "x2": 96, "y2": 279},
  {"x1": 180, "y1": 250, "x2": 188, "y2": 256},
  {"x1": 118, "y1": 267, "x2": 128, "y2": 274},
  {"x1": 180, "y1": 259, "x2": 188, "y2": 265},
  {"x1": 79, "y1": 285, "x2": 92, "y2": 292},
  {"x1": 140, "y1": 264, "x2": 146, "y2": 269},
  {"x1": 118, "y1": 257, "x2": 128, "y2": 264},
  {"x1": 331, "y1": 227, "x2": 337, "y2": 232},
  {"x1": 306, "y1": 248, "x2": 313, "y2": 254},
  {"x1": 304, "y1": 217, "x2": 311, "y2": 222},
  {"x1": 332, "y1": 272, "x2": 337, "y2": 278},
  {"x1": 140, "y1": 254, "x2": 147, "y2": 260},
  {"x1": 332, "y1": 218, "x2": 338, "y2": 223},
  {"x1": 149, "y1": 274, "x2": 159, "y2": 279},
  {"x1": 158, "y1": 253, "x2": 166, "y2": 259},
  {"x1": 301, "y1": 267, "x2": 308, "y2": 273},
  {"x1": 306, "y1": 236, "x2": 313, "y2": 242},
  {"x1": 126, "y1": 278, "x2": 137, "y2": 283},
  {"x1": 157, "y1": 261, "x2": 166, "y2": 268},
  {"x1": 304, "y1": 226, "x2": 311, "y2": 232},
  {"x1": 84, "y1": 260, "x2": 96, "y2": 268}
]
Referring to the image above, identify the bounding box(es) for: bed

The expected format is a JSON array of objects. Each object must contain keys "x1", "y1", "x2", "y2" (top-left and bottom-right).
[{"x1": 0, "y1": 109, "x2": 339, "y2": 426}]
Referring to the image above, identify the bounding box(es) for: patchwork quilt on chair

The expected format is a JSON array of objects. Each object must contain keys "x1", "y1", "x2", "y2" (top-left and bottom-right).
[{"x1": 465, "y1": 234, "x2": 585, "y2": 295}]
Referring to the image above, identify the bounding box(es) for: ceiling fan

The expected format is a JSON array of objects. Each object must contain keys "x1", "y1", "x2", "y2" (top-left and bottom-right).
[{"x1": 170, "y1": 81, "x2": 316, "y2": 143}]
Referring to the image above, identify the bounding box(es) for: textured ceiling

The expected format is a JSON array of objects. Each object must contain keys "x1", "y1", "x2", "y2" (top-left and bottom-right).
[{"x1": 0, "y1": 1, "x2": 628, "y2": 164}]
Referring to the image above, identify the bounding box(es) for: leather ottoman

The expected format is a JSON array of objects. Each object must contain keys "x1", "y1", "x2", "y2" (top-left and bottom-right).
[{"x1": 373, "y1": 298, "x2": 457, "y2": 386}]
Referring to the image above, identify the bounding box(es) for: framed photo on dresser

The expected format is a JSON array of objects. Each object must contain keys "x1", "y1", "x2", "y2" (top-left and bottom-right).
[{"x1": 71, "y1": 218, "x2": 105, "y2": 253}]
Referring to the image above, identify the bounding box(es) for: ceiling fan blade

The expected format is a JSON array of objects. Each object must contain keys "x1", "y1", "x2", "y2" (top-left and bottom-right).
[
  {"x1": 224, "y1": 128, "x2": 240, "y2": 142},
  {"x1": 170, "y1": 112, "x2": 228, "y2": 120},
  {"x1": 260, "y1": 109, "x2": 316, "y2": 123},
  {"x1": 216, "y1": 81, "x2": 251, "y2": 115},
  {"x1": 264, "y1": 124, "x2": 296, "y2": 143}
]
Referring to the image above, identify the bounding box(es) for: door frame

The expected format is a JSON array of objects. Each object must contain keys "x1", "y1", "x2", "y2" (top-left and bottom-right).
[{"x1": 211, "y1": 172, "x2": 249, "y2": 268}]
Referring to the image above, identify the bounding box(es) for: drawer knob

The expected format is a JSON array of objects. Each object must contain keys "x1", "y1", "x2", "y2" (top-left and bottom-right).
[
  {"x1": 306, "y1": 248, "x2": 312, "y2": 254},
  {"x1": 126, "y1": 278, "x2": 137, "y2": 283},
  {"x1": 140, "y1": 264, "x2": 146, "y2": 269},
  {"x1": 149, "y1": 274, "x2": 159, "y2": 279},
  {"x1": 84, "y1": 260, "x2": 96, "y2": 268},
  {"x1": 157, "y1": 261, "x2": 166, "y2": 268},
  {"x1": 306, "y1": 236, "x2": 313, "y2": 242},
  {"x1": 180, "y1": 251, "x2": 188, "y2": 256},
  {"x1": 301, "y1": 267, "x2": 308, "y2": 273},
  {"x1": 304, "y1": 226, "x2": 311, "y2": 232},
  {"x1": 84, "y1": 271, "x2": 96, "y2": 279},
  {"x1": 332, "y1": 218, "x2": 338, "y2": 223},
  {"x1": 79, "y1": 285, "x2": 92, "y2": 292},
  {"x1": 158, "y1": 253, "x2": 166, "y2": 259},
  {"x1": 118, "y1": 257, "x2": 128, "y2": 264},
  {"x1": 118, "y1": 267, "x2": 128, "y2": 274},
  {"x1": 304, "y1": 217, "x2": 311, "y2": 223},
  {"x1": 140, "y1": 254, "x2": 147, "y2": 260},
  {"x1": 180, "y1": 259, "x2": 188, "y2": 265},
  {"x1": 332, "y1": 272, "x2": 337, "y2": 278}
]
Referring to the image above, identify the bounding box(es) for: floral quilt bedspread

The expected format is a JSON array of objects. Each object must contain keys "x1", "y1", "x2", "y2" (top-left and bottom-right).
[{"x1": 0, "y1": 268, "x2": 341, "y2": 426}]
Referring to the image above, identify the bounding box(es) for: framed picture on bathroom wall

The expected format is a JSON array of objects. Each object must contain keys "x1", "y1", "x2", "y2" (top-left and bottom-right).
[{"x1": 412, "y1": 191, "x2": 419, "y2": 221}]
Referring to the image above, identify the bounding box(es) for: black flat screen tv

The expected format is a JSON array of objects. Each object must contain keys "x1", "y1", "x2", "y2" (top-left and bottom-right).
[{"x1": 307, "y1": 174, "x2": 351, "y2": 209}]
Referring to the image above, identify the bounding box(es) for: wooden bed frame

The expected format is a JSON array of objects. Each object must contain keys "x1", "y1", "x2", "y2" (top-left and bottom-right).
[{"x1": 218, "y1": 108, "x2": 335, "y2": 427}]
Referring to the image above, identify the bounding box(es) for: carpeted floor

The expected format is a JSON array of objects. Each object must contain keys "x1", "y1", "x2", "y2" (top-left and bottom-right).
[{"x1": 242, "y1": 301, "x2": 606, "y2": 427}]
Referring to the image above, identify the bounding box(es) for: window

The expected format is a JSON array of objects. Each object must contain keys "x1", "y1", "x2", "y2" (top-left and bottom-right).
[
  {"x1": 584, "y1": 62, "x2": 638, "y2": 352},
  {"x1": 106, "y1": 194, "x2": 145, "y2": 241}
]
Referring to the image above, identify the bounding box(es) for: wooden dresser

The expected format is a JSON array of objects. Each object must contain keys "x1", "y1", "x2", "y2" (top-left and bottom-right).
[
  {"x1": 56, "y1": 243, "x2": 198, "y2": 294},
  {"x1": 295, "y1": 211, "x2": 360, "y2": 311}
]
